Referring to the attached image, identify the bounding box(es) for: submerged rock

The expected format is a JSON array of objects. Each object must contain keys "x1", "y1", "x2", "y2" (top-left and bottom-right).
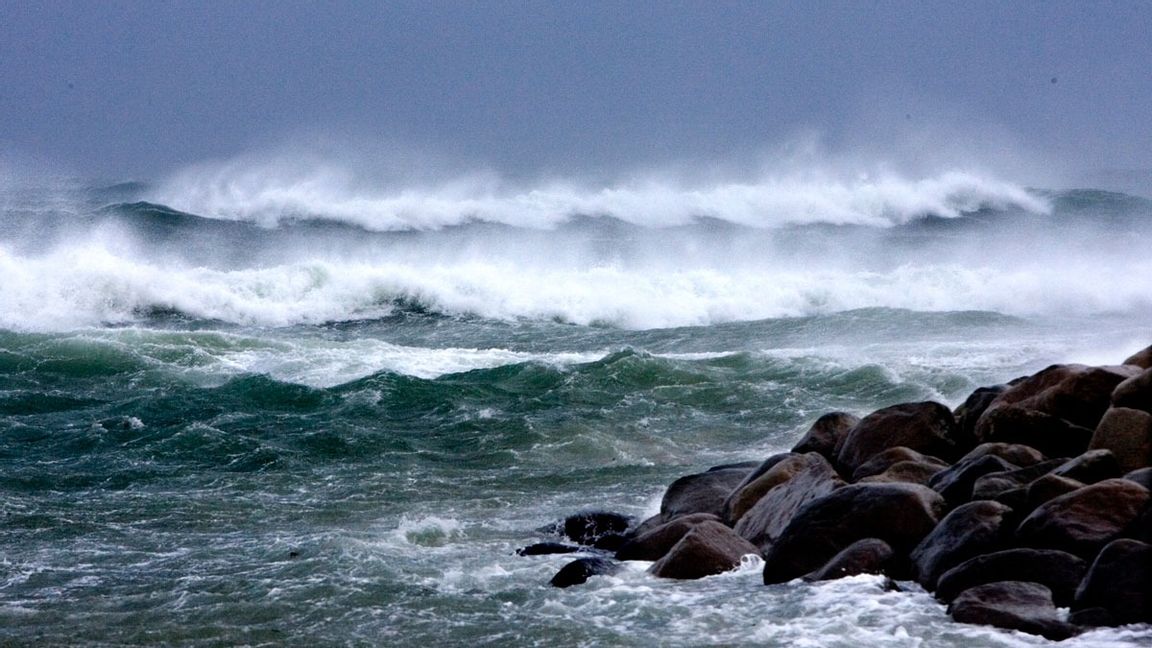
[
  {"x1": 550, "y1": 557, "x2": 621, "y2": 588},
  {"x1": 517, "y1": 542, "x2": 581, "y2": 556},
  {"x1": 562, "y1": 511, "x2": 632, "y2": 546}
]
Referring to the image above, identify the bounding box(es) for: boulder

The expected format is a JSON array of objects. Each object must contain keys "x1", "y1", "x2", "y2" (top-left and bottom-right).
[
  {"x1": 1090, "y1": 407, "x2": 1152, "y2": 473},
  {"x1": 957, "y1": 442, "x2": 1045, "y2": 468},
  {"x1": 615, "y1": 513, "x2": 721, "y2": 562},
  {"x1": 977, "y1": 363, "x2": 1139, "y2": 432},
  {"x1": 803, "y1": 538, "x2": 894, "y2": 582},
  {"x1": 562, "y1": 511, "x2": 632, "y2": 545},
  {"x1": 1050, "y1": 449, "x2": 1122, "y2": 484},
  {"x1": 1025, "y1": 474, "x2": 1084, "y2": 510},
  {"x1": 954, "y1": 386, "x2": 1006, "y2": 450},
  {"x1": 1125, "y1": 466, "x2": 1152, "y2": 490},
  {"x1": 935, "y1": 548, "x2": 1087, "y2": 606},
  {"x1": 970, "y1": 458, "x2": 1066, "y2": 501},
  {"x1": 660, "y1": 466, "x2": 752, "y2": 521},
  {"x1": 1123, "y1": 345, "x2": 1152, "y2": 369},
  {"x1": 836, "y1": 402, "x2": 963, "y2": 474},
  {"x1": 762, "y1": 483, "x2": 946, "y2": 584},
  {"x1": 791, "y1": 412, "x2": 860, "y2": 461},
  {"x1": 550, "y1": 557, "x2": 620, "y2": 588},
  {"x1": 909, "y1": 500, "x2": 1014, "y2": 590},
  {"x1": 1016, "y1": 478, "x2": 1151, "y2": 558},
  {"x1": 947, "y1": 581, "x2": 1079, "y2": 640},
  {"x1": 929, "y1": 454, "x2": 1018, "y2": 505},
  {"x1": 734, "y1": 452, "x2": 844, "y2": 552},
  {"x1": 1111, "y1": 368, "x2": 1152, "y2": 413},
  {"x1": 1073, "y1": 538, "x2": 1152, "y2": 625},
  {"x1": 857, "y1": 460, "x2": 946, "y2": 486},
  {"x1": 722, "y1": 453, "x2": 808, "y2": 525},
  {"x1": 973, "y1": 404, "x2": 1094, "y2": 459},
  {"x1": 649, "y1": 520, "x2": 759, "y2": 580},
  {"x1": 851, "y1": 446, "x2": 947, "y2": 481}
]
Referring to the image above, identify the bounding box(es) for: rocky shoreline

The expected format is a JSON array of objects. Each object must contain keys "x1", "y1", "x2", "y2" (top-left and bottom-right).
[{"x1": 520, "y1": 345, "x2": 1152, "y2": 640}]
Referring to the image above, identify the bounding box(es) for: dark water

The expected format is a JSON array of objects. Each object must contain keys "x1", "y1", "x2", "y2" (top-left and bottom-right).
[{"x1": 1, "y1": 176, "x2": 1150, "y2": 645}]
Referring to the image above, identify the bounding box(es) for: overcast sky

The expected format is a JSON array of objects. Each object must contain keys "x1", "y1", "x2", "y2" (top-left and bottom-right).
[{"x1": 2, "y1": 1, "x2": 1150, "y2": 181}]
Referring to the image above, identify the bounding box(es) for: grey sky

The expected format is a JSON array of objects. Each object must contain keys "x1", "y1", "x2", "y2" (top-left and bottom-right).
[{"x1": 2, "y1": 1, "x2": 1150, "y2": 181}]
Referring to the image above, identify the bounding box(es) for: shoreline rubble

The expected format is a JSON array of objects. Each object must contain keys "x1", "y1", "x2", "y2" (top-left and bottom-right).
[{"x1": 522, "y1": 344, "x2": 1152, "y2": 639}]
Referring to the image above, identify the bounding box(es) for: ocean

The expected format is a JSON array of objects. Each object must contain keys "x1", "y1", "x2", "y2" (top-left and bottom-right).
[{"x1": 1, "y1": 169, "x2": 1150, "y2": 646}]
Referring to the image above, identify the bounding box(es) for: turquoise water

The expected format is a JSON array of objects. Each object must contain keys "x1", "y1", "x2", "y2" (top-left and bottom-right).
[{"x1": 1, "y1": 178, "x2": 1150, "y2": 645}]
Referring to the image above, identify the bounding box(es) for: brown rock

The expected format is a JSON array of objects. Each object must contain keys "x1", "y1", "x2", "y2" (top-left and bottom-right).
[
  {"x1": 1016, "y1": 478, "x2": 1151, "y2": 558},
  {"x1": 858, "y1": 460, "x2": 946, "y2": 486},
  {"x1": 954, "y1": 386, "x2": 1007, "y2": 449},
  {"x1": 649, "y1": 520, "x2": 759, "y2": 580},
  {"x1": 970, "y1": 458, "x2": 1066, "y2": 501},
  {"x1": 935, "y1": 548, "x2": 1087, "y2": 606},
  {"x1": 804, "y1": 538, "x2": 894, "y2": 582},
  {"x1": 1074, "y1": 538, "x2": 1152, "y2": 625},
  {"x1": 929, "y1": 454, "x2": 1018, "y2": 505},
  {"x1": 1123, "y1": 345, "x2": 1152, "y2": 369},
  {"x1": 615, "y1": 513, "x2": 721, "y2": 562},
  {"x1": 980, "y1": 363, "x2": 1139, "y2": 430},
  {"x1": 792, "y1": 411, "x2": 860, "y2": 461},
  {"x1": 722, "y1": 453, "x2": 808, "y2": 525},
  {"x1": 734, "y1": 452, "x2": 844, "y2": 552},
  {"x1": 957, "y1": 442, "x2": 1045, "y2": 468},
  {"x1": 659, "y1": 466, "x2": 753, "y2": 521},
  {"x1": 762, "y1": 483, "x2": 946, "y2": 584},
  {"x1": 910, "y1": 500, "x2": 1014, "y2": 590},
  {"x1": 851, "y1": 446, "x2": 947, "y2": 481},
  {"x1": 1050, "y1": 448, "x2": 1122, "y2": 484},
  {"x1": 1090, "y1": 407, "x2": 1152, "y2": 473},
  {"x1": 974, "y1": 404, "x2": 1094, "y2": 459},
  {"x1": 1111, "y1": 368, "x2": 1152, "y2": 413},
  {"x1": 1025, "y1": 474, "x2": 1084, "y2": 510},
  {"x1": 836, "y1": 402, "x2": 962, "y2": 474},
  {"x1": 947, "y1": 581, "x2": 1079, "y2": 640}
]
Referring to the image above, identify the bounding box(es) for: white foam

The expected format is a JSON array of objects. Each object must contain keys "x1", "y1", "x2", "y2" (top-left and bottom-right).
[{"x1": 155, "y1": 161, "x2": 1048, "y2": 231}]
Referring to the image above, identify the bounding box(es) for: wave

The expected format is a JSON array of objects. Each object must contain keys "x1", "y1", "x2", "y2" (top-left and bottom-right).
[{"x1": 151, "y1": 162, "x2": 1050, "y2": 231}]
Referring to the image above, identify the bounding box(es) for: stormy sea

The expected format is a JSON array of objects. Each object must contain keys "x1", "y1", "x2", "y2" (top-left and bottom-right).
[{"x1": 2, "y1": 167, "x2": 1150, "y2": 646}]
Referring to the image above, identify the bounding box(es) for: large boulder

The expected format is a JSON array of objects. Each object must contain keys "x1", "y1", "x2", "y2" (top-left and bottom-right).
[
  {"x1": 857, "y1": 460, "x2": 946, "y2": 486},
  {"x1": 791, "y1": 412, "x2": 860, "y2": 461},
  {"x1": 851, "y1": 446, "x2": 948, "y2": 481},
  {"x1": 562, "y1": 511, "x2": 632, "y2": 545},
  {"x1": 957, "y1": 442, "x2": 1045, "y2": 468},
  {"x1": 974, "y1": 405, "x2": 1094, "y2": 460},
  {"x1": 1073, "y1": 538, "x2": 1152, "y2": 625},
  {"x1": 947, "y1": 581, "x2": 1079, "y2": 640},
  {"x1": 929, "y1": 454, "x2": 1018, "y2": 505},
  {"x1": 935, "y1": 548, "x2": 1087, "y2": 606},
  {"x1": 803, "y1": 538, "x2": 894, "y2": 582},
  {"x1": 836, "y1": 402, "x2": 963, "y2": 474},
  {"x1": 909, "y1": 500, "x2": 1014, "y2": 590},
  {"x1": 1111, "y1": 368, "x2": 1152, "y2": 413},
  {"x1": 1123, "y1": 345, "x2": 1152, "y2": 369},
  {"x1": 615, "y1": 513, "x2": 721, "y2": 562},
  {"x1": 954, "y1": 386, "x2": 1007, "y2": 449},
  {"x1": 1090, "y1": 407, "x2": 1152, "y2": 473},
  {"x1": 1050, "y1": 449, "x2": 1122, "y2": 484},
  {"x1": 1024, "y1": 474, "x2": 1084, "y2": 511},
  {"x1": 762, "y1": 483, "x2": 946, "y2": 584},
  {"x1": 734, "y1": 452, "x2": 844, "y2": 552},
  {"x1": 550, "y1": 557, "x2": 620, "y2": 588},
  {"x1": 970, "y1": 458, "x2": 1066, "y2": 501},
  {"x1": 722, "y1": 453, "x2": 807, "y2": 525},
  {"x1": 659, "y1": 466, "x2": 752, "y2": 521},
  {"x1": 1016, "y1": 478, "x2": 1151, "y2": 558},
  {"x1": 649, "y1": 520, "x2": 759, "y2": 580}
]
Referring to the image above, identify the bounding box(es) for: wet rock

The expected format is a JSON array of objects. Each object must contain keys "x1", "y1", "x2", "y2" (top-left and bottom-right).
[
  {"x1": 857, "y1": 460, "x2": 945, "y2": 486},
  {"x1": 935, "y1": 548, "x2": 1087, "y2": 606},
  {"x1": 1073, "y1": 538, "x2": 1152, "y2": 625},
  {"x1": 1025, "y1": 473, "x2": 1084, "y2": 510},
  {"x1": 970, "y1": 458, "x2": 1066, "y2": 501},
  {"x1": 954, "y1": 386, "x2": 1006, "y2": 450},
  {"x1": 563, "y1": 511, "x2": 632, "y2": 546},
  {"x1": 1016, "y1": 477, "x2": 1151, "y2": 558},
  {"x1": 550, "y1": 557, "x2": 620, "y2": 588},
  {"x1": 957, "y1": 442, "x2": 1045, "y2": 468},
  {"x1": 1125, "y1": 466, "x2": 1152, "y2": 490},
  {"x1": 836, "y1": 402, "x2": 963, "y2": 474},
  {"x1": 660, "y1": 466, "x2": 752, "y2": 521},
  {"x1": 791, "y1": 411, "x2": 860, "y2": 461},
  {"x1": 649, "y1": 520, "x2": 759, "y2": 580},
  {"x1": 1111, "y1": 368, "x2": 1152, "y2": 413},
  {"x1": 762, "y1": 483, "x2": 946, "y2": 584},
  {"x1": 851, "y1": 446, "x2": 948, "y2": 481},
  {"x1": 1050, "y1": 449, "x2": 1122, "y2": 484},
  {"x1": 518, "y1": 542, "x2": 581, "y2": 556},
  {"x1": 1123, "y1": 345, "x2": 1152, "y2": 369},
  {"x1": 734, "y1": 452, "x2": 844, "y2": 552},
  {"x1": 974, "y1": 404, "x2": 1094, "y2": 460},
  {"x1": 978, "y1": 363, "x2": 1139, "y2": 432},
  {"x1": 1090, "y1": 407, "x2": 1152, "y2": 473},
  {"x1": 722, "y1": 453, "x2": 807, "y2": 525},
  {"x1": 929, "y1": 454, "x2": 1017, "y2": 505},
  {"x1": 947, "y1": 581, "x2": 1079, "y2": 640},
  {"x1": 615, "y1": 513, "x2": 721, "y2": 562},
  {"x1": 803, "y1": 538, "x2": 894, "y2": 582},
  {"x1": 910, "y1": 500, "x2": 1014, "y2": 591}
]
